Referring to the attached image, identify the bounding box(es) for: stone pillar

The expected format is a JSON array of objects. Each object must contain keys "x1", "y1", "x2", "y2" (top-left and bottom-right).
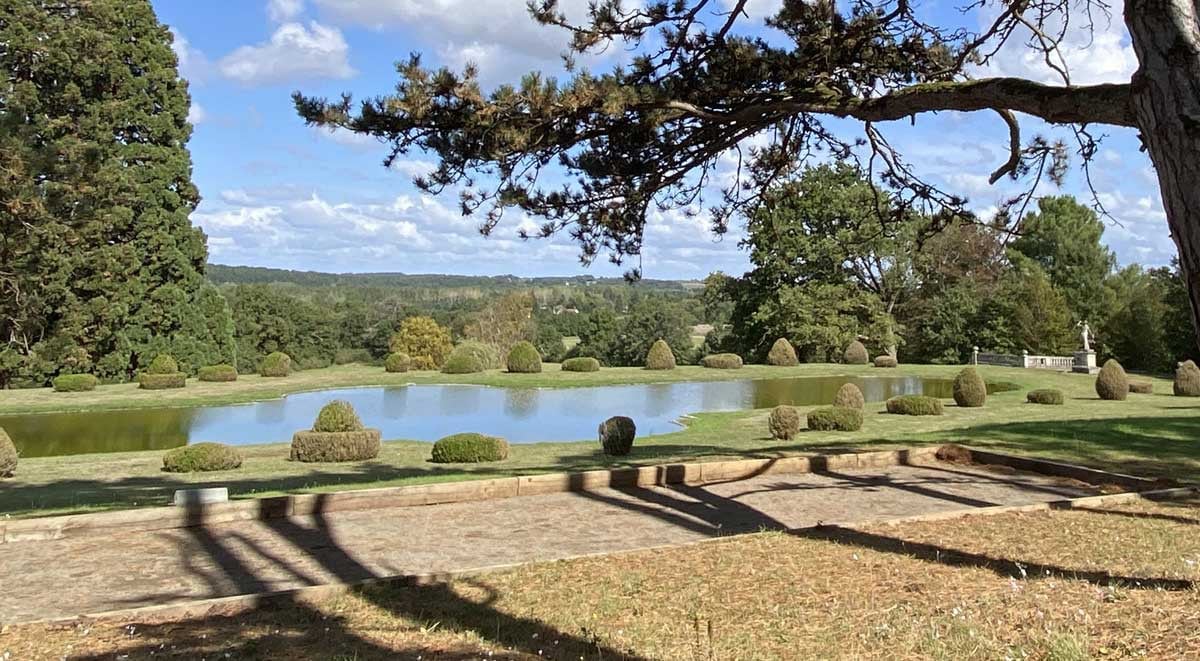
[{"x1": 1073, "y1": 350, "x2": 1098, "y2": 374}]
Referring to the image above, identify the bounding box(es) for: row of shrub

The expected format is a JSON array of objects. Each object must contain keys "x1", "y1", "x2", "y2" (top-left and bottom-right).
[{"x1": 48, "y1": 352, "x2": 293, "y2": 394}]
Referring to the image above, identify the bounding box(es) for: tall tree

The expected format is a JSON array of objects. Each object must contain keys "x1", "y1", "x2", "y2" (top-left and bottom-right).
[
  {"x1": 296, "y1": 0, "x2": 1200, "y2": 351},
  {"x1": 0, "y1": 0, "x2": 225, "y2": 385}
]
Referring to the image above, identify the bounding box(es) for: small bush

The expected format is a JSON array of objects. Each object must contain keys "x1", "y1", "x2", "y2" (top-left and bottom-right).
[
  {"x1": 442, "y1": 342, "x2": 501, "y2": 374},
  {"x1": 833, "y1": 383, "x2": 865, "y2": 410},
  {"x1": 1027, "y1": 389, "x2": 1065, "y2": 405},
  {"x1": 334, "y1": 348, "x2": 373, "y2": 365},
  {"x1": 146, "y1": 354, "x2": 179, "y2": 375},
  {"x1": 138, "y1": 373, "x2": 186, "y2": 390},
  {"x1": 260, "y1": 352, "x2": 292, "y2": 377},
  {"x1": 313, "y1": 400, "x2": 364, "y2": 433},
  {"x1": 598, "y1": 416, "x2": 637, "y2": 455},
  {"x1": 1095, "y1": 359, "x2": 1129, "y2": 401},
  {"x1": 886, "y1": 395, "x2": 944, "y2": 416},
  {"x1": 384, "y1": 352, "x2": 411, "y2": 373},
  {"x1": 297, "y1": 355, "x2": 332, "y2": 371},
  {"x1": 843, "y1": 340, "x2": 869, "y2": 365},
  {"x1": 162, "y1": 442, "x2": 243, "y2": 473},
  {"x1": 768, "y1": 405, "x2": 802, "y2": 440},
  {"x1": 873, "y1": 355, "x2": 898, "y2": 368},
  {"x1": 290, "y1": 430, "x2": 381, "y2": 462},
  {"x1": 952, "y1": 367, "x2": 987, "y2": 407},
  {"x1": 562, "y1": 357, "x2": 601, "y2": 372},
  {"x1": 198, "y1": 365, "x2": 238, "y2": 382},
  {"x1": 766, "y1": 338, "x2": 798, "y2": 367},
  {"x1": 701, "y1": 353, "x2": 743, "y2": 369},
  {"x1": 1129, "y1": 381, "x2": 1154, "y2": 394},
  {"x1": 430, "y1": 433, "x2": 509, "y2": 463},
  {"x1": 506, "y1": 341, "x2": 543, "y2": 373},
  {"x1": 806, "y1": 406, "x2": 864, "y2": 432},
  {"x1": 53, "y1": 374, "x2": 98, "y2": 392},
  {"x1": 0, "y1": 427, "x2": 16, "y2": 477},
  {"x1": 1174, "y1": 360, "x2": 1200, "y2": 397},
  {"x1": 645, "y1": 339, "x2": 676, "y2": 370}
]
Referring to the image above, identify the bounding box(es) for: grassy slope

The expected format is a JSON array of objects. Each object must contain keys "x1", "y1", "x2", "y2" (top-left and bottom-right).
[{"x1": 1, "y1": 363, "x2": 1197, "y2": 518}]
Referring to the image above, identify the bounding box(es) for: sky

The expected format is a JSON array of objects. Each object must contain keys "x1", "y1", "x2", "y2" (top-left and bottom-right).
[{"x1": 153, "y1": 0, "x2": 1176, "y2": 280}]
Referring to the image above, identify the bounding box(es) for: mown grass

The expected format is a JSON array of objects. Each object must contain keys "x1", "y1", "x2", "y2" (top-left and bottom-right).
[{"x1": 4, "y1": 498, "x2": 1198, "y2": 659}]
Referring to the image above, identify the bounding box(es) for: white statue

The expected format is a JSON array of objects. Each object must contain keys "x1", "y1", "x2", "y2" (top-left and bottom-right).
[{"x1": 1078, "y1": 321, "x2": 1093, "y2": 352}]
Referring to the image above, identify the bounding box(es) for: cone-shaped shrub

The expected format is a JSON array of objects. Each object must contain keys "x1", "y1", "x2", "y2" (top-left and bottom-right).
[
  {"x1": 198, "y1": 365, "x2": 238, "y2": 382},
  {"x1": 766, "y1": 338, "x2": 798, "y2": 366},
  {"x1": 1129, "y1": 381, "x2": 1154, "y2": 394},
  {"x1": 873, "y1": 355, "x2": 898, "y2": 368},
  {"x1": 701, "y1": 353, "x2": 743, "y2": 369},
  {"x1": 0, "y1": 427, "x2": 16, "y2": 477},
  {"x1": 146, "y1": 354, "x2": 179, "y2": 375},
  {"x1": 1174, "y1": 360, "x2": 1200, "y2": 397},
  {"x1": 886, "y1": 395, "x2": 944, "y2": 416},
  {"x1": 768, "y1": 405, "x2": 801, "y2": 440},
  {"x1": 562, "y1": 357, "x2": 601, "y2": 372},
  {"x1": 162, "y1": 443, "x2": 243, "y2": 473},
  {"x1": 806, "y1": 407, "x2": 864, "y2": 432},
  {"x1": 1095, "y1": 359, "x2": 1129, "y2": 401},
  {"x1": 598, "y1": 416, "x2": 637, "y2": 455},
  {"x1": 1027, "y1": 389, "x2": 1065, "y2": 405},
  {"x1": 384, "y1": 352, "x2": 410, "y2": 373},
  {"x1": 260, "y1": 352, "x2": 292, "y2": 377},
  {"x1": 833, "y1": 383, "x2": 865, "y2": 410},
  {"x1": 843, "y1": 340, "x2": 869, "y2": 365},
  {"x1": 431, "y1": 433, "x2": 509, "y2": 463},
  {"x1": 645, "y1": 339, "x2": 676, "y2": 370},
  {"x1": 506, "y1": 341, "x2": 543, "y2": 373},
  {"x1": 53, "y1": 374, "x2": 98, "y2": 392},
  {"x1": 313, "y1": 400, "x2": 364, "y2": 432},
  {"x1": 952, "y1": 367, "x2": 987, "y2": 407}
]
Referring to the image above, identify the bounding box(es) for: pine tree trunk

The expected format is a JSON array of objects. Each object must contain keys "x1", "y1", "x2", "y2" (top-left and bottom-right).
[{"x1": 1125, "y1": 0, "x2": 1200, "y2": 353}]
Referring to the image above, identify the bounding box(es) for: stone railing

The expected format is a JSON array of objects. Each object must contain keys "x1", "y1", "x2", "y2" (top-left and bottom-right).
[{"x1": 972, "y1": 347, "x2": 1074, "y2": 371}]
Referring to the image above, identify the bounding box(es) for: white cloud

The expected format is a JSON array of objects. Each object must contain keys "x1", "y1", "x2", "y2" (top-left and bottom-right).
[
  {"x1": 218, "y1": 21, "x2": 355, "y2": 86},
  {"x1": 390, "y1": 159, "x2": 437, "y2": 178},
  {"x1": 186, "y1": 101, "x2": 207, "y2": 125},
  {"x1": 268, "y1": 0, "x2": 305, "y2": 22},
  {"x1": 313, "y1": 126, "x2": 378, "y2": 150},
  {"x1": 169, "y1": 28, "x2": 211, "y2": 83},
  {"x1": 979, "y1": 10, "x2": 1135, "y2": 86}
]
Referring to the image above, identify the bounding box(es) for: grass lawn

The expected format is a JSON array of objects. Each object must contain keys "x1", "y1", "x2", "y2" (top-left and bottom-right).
[
  {"x1": 1, "y1": 363, "x2": 1197, "y2": 518},
  {"x1": 5, "y1": 497, "x2": 1198, "y2": 659}
]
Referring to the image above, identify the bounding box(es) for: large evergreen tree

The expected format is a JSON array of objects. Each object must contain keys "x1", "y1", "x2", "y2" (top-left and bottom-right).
[{"x1": 0, "y1": 0, "x2": 229, "y2": 385}]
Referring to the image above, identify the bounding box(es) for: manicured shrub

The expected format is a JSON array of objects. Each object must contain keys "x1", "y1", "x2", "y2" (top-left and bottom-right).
[
  {"x1": 198, "y1": 365, "x2": 238, "y2": 382},
  {"x1": 1095, "y1": 359, "x2": 1129, "y2": 401},
  {"x1": 506, "y1": 341, "x2": 543, "y2": 373},
  {"x1": 1174, "y1": 360, "x2": 1200, "y2": 397},
  {"x1": 806, "y1": 406, "x2": 864, "y2": 432},
  {"x1": 162, "y1": 442, "x2": 243, "y2": 473},
  {"x1": 384, "y1": 352, "x2": 411, "y2": 373},
  {"x1": 260, "y1": 352, "x2": 292, "y2": 377},
  {"x1": 290, "y1": 430, "x2": 382, "y2": 462},
  {"x1": 645, "y1": 339, "x2": 676, "y2": 370},
  {"x1": 313, "y1": 400, "x2": 364, "y2": 433},
  {"x1": 952, "y1": 367, "x2": 987, "y2": 408},
  {"x1": 430, "y1": 433, "x2": 509, "y2": 463},
  {"x1": 1027, "y1": 389, "x2": 1065, "y2": 405},
  {"x1": 334, "y1": 348, "x2": 373, "y2": 365},
  {"x1": 833, "y1": 383, "x2": 865, "y2": 410},
  {"x1": 53, "y1": 374, "x2": 98, "y2": 392},
  {"x1": 873, "y1": 355, "x2": 898, "y2": 368},
  {"x1": 701, "y1": 353, "x2": 743, "y2": 369},
  {"x1": 843, "y1": 340, "x2": 869, "y2": 365},
  {"x1": 598, "y1": 416, "x2": 637, "y2": 455},
  {"x1": 886, "y1": 395, "x2": 944, "y2": 416},
  {"x1": 138, "y1": 373, "x2": 186, "y2": 390},
  {"x1": 390, "y1": 316, "x2": 454, "y2": 370},
  {"x1": 441, "y1": 341, "x2": 502, "y2": 375},
  {"x1": 146, "y1": 354, "x2": 179, "y2": 375},
  {"x1": 562, "y1": 357, "x2": 601, "y2": 372},
  {"x1": 0, "y1": 427, "x2": 16, "y2": 478},
  {"x1": 768, "y1": 405, "x2": 802, "y2": 440},
  {"x1": 1129, "y1": 381, "x2": 1154, "y2": 394},
  {"x1": 766, "y1": 338, "x2": 798, "y2": 367}
]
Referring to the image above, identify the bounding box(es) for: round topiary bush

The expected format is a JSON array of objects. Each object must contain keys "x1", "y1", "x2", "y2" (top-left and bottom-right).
[
  {"x1": 430, "y1": 433, "x2": 509, "y2": 463},
  {"x1": 886, "y1": 395, "x2": 944, "y2": 416},
  {"x1": 260, "y1": 352, "x2": 292, "y2": 377},
  {"x1": 1095, "y1": 359, "x2": 1129, "y2": 401},
  {"x1": 1174, "y1": 360, "x2": 1200, "y2": 397},
  {"x1": 766, "y1": 338, "x2": 798, "y2": 367},
  {"x1": 806, "y1": 406, "x2": 864, "y2": 432},
  {"x1": 53, "y1": 374, "x2": 98, "y2": 392},
  {"x1": 843, "y1": 340, "x2": 869, "y2": 365},
  {"x1": 562, "y1": 357, "x2": 601, "y2": 372},
  {"x1": 384, "y1": 352, "x2": 411, "y2": 373},
  {"x1": 873, "y1": 355, "x2": 898, "y2": 368},
  {"x1": 952, "y1": 367, "x2": 987, "y2": 408},
  {"x1": 0, "y1": 427, "x2": 16, "y2": 478},
  {"x1": 313, "y1": 400, "x2": 364, "y2": 433},
  {"x1": 701, "y1": 353, "x2": 743, "y2": 369},
  {"x1": 146, "y1": 354, "x2": 179, "y2": 375},
  {"x1": 1129, "y1": 381, "x2": 1154, "y2": 394},
  {"x1": 833, "y1": 383, "x2": 865, "y2": 410},
  {"x1": 1026, "y1": 389, "x2": 1065, "y2": 405},
  {"x1": 645, "y1": 339, "x2": 676, "y2": 370},
  {"x1": 198, "y1": 365, "x2": 238, "y2": 382},
  {"x1": 598, "y1": 416, "x2": 637, "y2": 455},
  {"x1": 506, "y1": 341, "x2": 543, "y2": 373},
  {"x1": 768, "y1": 405, "x2": 801, "y2": 440},
  {"x1": 162, "y1": 442, "x2": 244, "y2": 473}
]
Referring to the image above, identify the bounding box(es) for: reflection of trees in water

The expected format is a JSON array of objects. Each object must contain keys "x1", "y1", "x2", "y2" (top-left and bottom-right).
[
  {"x1": 253, "y1": 399, "x2": 288, "y2": 424},
  {"x1": 437, "y1": 386, "x2": 482, "y2": 416},
  {"x1": 751, "y1": 376, "x2": 948, "y2": 408},
  {"x1": 643, "y1": 383, "x2": 676, "y2": 418},
  {"x1": 381, "y1": 387, "x2": 409, "y2": 419},
  {"x1": 503, "y1": 388, "x2": 539, "y2": 419},
  {"x1": 1, "y1": 408, "x2": 195, "y2": 457}
]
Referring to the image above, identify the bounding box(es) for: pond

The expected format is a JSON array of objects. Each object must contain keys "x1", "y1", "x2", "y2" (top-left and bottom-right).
[{"x1": 3, "y1": 375, "x2": 969, "y2": 458}]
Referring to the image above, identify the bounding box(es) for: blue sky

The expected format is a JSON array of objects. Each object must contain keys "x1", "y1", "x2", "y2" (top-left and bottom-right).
[{"x1": 155, "y1": 0, "x2": 1175, "y2": 280}]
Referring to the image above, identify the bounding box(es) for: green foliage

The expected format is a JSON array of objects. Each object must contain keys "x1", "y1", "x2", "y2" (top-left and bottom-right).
[
  {"x1": 198, "y1": 365, "x2": 238, "y2": 382},
  {"x1": 390, "y1": 316, "x2": 453, "y2": 370},
  {"x1": 598, "y1": 416, "x2": 637, "y2": 456},
  {"x1": 1129, "y1": 381, "x2": 1154, "y2": 394},
  {"x1": 700, "y1": 353, "x2": 743, "y2": 369},
  {"x1": 260, "y1": 352, "x2": 292, "y2": 377},
  {"x1": 138, "y1": 373, "x2": 186, "y2": 390},
  {"x1": 604, "y1": 299, "x2": 695, "y2": 366},
  {"x1": 384, "y1": 352, "x2": 411, "y2": 373},
  {"x1": 290, "y1": 429, "x2": 381, "y2": 462},
  {"x1": 766, "y1": 338, "x2": 799, "y2": 366},
  {"x1": 463, "y1": 292, "x2": 536, "y2": 349},
  {"x1": 886, "y1": 395, "x2": 944, "y2": 416},
  {"x1": 843, "y1": 341, "x2": 869, "y2": 365},
  {"x1": 1174, "y1": 360, "x2": 1200, "y2": 397},
  {"x1": 227, "y1": 285, "x2": 336, "y2": 375},
  {"x1": 162, "y1": 442, "x2": 243, "y2": 473},
  {"x1": 806, "y1": 407, "x2": 864, "y2": 432},
  {"x1": 506, "y1": 341, "x2": 543, "y2": 373},
  {"x1": 561, "y1": 357, "x2": 601, "y2": 372},
  {"x1": 334, "y1": 348, "x2": 374, "y2": 365},
  {"x1": 952, "y1": 367, "x2": 987, "y2": 407},
  {"x1": 1026, "y1": 389, "x2": 1064, "y2": 405},
  {"x1": 768, "y1": 405, "x2": 801, "y2": 440},
  {"x1": 52, "y1": 374, "x2": 98, "y2": 392},
  {"x1": 645, "y1": 339, "x2": 676, "y2": 370},
  {"x1": 313, "y1": 400, "x2": 364, "y2": 433},
  {"x1": 442, "y1": 341, "x2": 501, "y2": 374},
  {"x1": 430, "y1": 433, "x2": 509, "y2": 463},
  {"x1": 874, "y1": 355, "x2": 898, "y2": 368},
  {"x1": 0, "y1": 427, "x2": 16, "y2": 477},
  {"x1": 833, "y1": 383, "x2": 865, "y2": 409},
  {"x1": 1095, "y1": 359, "x2": 1129, "y2": 401},
  {"x1": 1000, "y1": 258, "x2": 1077, "y2": 356},
  {"x1": 534, "y1": 322, "x2": 567, "y2": 363},
  {"x1": 147, "y1": 354, "x2": 179, "y2": 375}
]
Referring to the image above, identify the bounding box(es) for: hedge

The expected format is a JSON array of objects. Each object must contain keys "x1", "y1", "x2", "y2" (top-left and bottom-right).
[
  {"x1": 334, "y1": 348, "x2": 373, "y2": 365},
  {"x1": 138, "y1": 373, "x2": 186, "y2": 390},
  {"x1": 833, "y1": 383, "x2": 865, "y2": 410},
  {"x1": 768, "y1": 405, "x2": 801, "y2": 440},
  {"x1": 260, "y1": 352, "x2": 292, "y2": 377},
  {"x1": 0, "y1": 427, "x2": 15, "y2": 478},
  {"x1": 873, "y1": 355, "x2": 898, "y2": 368},
  {"x1": 598, "y1": 416, "x2": 637, "y2": 455},
  {"x1": 290, "y1": 430, "x2": 382, "y2": 462},
  {"x1": 806, "y1": 406, "x2": 864, "y2": 432},
  {"x1": 952, "y1": 367, "x2": 987, "y2": 407},
  {"x1": 1026, "y1": 389, "x2": 1065, "y2": 405},
  {"x1": 53, "y1": 374, "x2": 98, "y2": 392},
  {"x1": 506, "y1": 341, "x2": 543, "y2": 373},
  {"x1": 442, "y1": 342, "x2": 501, "y2": 374},
  {"x1": 1095, "y1": 359, "x2": 1129, "y2": 401},
  {"x1": 562, "y1": 357, "x2": 601, "y2": 372},
  {"x1": 766, "y1": 338, "x2": 798, "y2": 366},
  {"x1": 162, "y1": 442, "x2": 243, "y2": 473},
  {"x1": 701, "y1": 353, "x2": 743, "y2": 369},
  {"x1": 384, "y1": 352, "x2": 411, "y2": 373},
  {"x1": 313, "y1": 400, "x2": 364, "y2": 433},
  {"x1": 1129, "y1": 381, "x2": 1154, "y2": 394},
  {"x1": 843, "y1": 340, "x2": 869, "y2": 365},
  {"x1": 886, "y1": 395, "x2": 944, "y2": 416},
  {"x1": 198, "y1": 365, "x2": 238, "y2": 382},
  {"x1": 645, "y1": 339, "x2": 676, "y2": 370},
  {"x1": 1174, "y1": 360, "x2": 1200, "y2": 397},
  {"x1": 430, "y1": 433, "x2": 509, "y2": 463},
  {"x1": 146, "y1": 354, "x2": 179, "y2": 375}
]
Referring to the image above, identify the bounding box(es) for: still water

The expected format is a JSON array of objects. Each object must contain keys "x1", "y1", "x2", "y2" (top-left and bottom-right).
[{"x1": 3, "y1": 376, "x2": 963, "y2": 457}]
